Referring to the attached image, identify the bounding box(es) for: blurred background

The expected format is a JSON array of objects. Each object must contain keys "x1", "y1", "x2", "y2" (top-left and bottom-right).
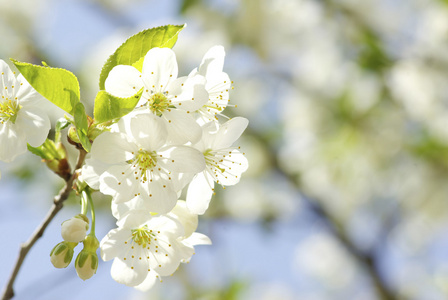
[{"x1": 1, "y1": 0, "x2": 448, "y2": 299}]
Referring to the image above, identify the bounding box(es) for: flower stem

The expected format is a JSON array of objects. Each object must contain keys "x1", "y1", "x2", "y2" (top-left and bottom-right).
[
  {"x1": 85, "y1": 188, "x2": 96, "y2": 235},
  {"x1": 80, "y1": 190, "x2": 88, "y2": 216},
  {"x1": 1, "y1": 148, "x2": 87, "y2": 300}
]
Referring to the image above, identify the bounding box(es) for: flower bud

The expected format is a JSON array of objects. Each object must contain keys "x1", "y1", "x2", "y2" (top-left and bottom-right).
[
  {"x1": 50, "y1": 241, "x2": 77, "y2": 268},
  {"x1": 61, "y1": 214, "x2": 89, "y2": 243},
  {"x1": 75, "y1": 235, "x2": 99, "y2": 280}
]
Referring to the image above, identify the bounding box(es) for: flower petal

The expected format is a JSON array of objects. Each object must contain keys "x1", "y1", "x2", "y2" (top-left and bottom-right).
[
  {"x1": 130, "y1": 113, "x2": 167, "y2": 150},
  {"x1": 163, "y1": 109, "x2": 202, "y2": 144},
  {"x1": 198, "y1": 46, "x2": 225, "y2": 78},
  {"x1": 110, "y1": 255, "x2": 147, "y2": 286},
  {"x1": 168, "y1": 200, "x2": 198, "y2": 238},
  {"x1": 81, "y1": 158, "x2": 110, "y2": 190},
  {"x1": 14, "y1": 106, "x2": 50, "y2": 147},
  {"x1": 100, "y1": 228, "x2": 130, "y2": 261},
  {"x1": 212, "y1": 150, "x2": 248, "y2": 186},
  {"x1": 133, "y1": 271, "x2": 158, "y2": 292},
  {"x1": 142, "y1": 48, "x2": 178, "y2": 92},
  {"x1": 99, "y1": 164, "x2": 143, "y2": 203},
  {"x1": 186, "y1": 172, "x2": 214, "y2": 215},
  {"x1": 213, "y1": 117, "x2": 249, "y2": 149},
  {"x1": 91, "y1": 132, "x2": 137, "y2": 164},
  {"x1": 158, "y1": 145, "x2": 205, "y2": 174},
  {"x1": 145, "y1": 181, "x2": 178, "y2": 214},
  {"x1": 0, "y1": 123, "x2": 26, "y2": 162},
  {"x1": 167, "y1": 75, "x2": 209, "y2": 111},
  {"x1": 105, "y1": 65, "x2": 143, "y2": 98},
  {"x1": 183, "y1": 232, "x2": 212, "y2": 246}
]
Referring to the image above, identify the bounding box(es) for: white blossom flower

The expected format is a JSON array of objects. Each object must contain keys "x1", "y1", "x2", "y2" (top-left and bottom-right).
[
  {"x1": 104, "y1": 201, "x2": 211, "y2": 290},
  {"x1": 61, "y1": 214, "x2": 89, "y2": 243},
  {"x1": 0, "y1": 60, "x2": 50, "y2": 162},
  {"x1": 84, "y1": 113, "x2": 205, "y2": 214},
  {"x1": 105, "y1": 47, "x2": 209, "y2": 144},
  {"x1": 100, "y1": 210, "x2": 195, "y2": 287},
  {"x1": 189, "y1": 45, "x2": 232, "y2": 124},
  {"x1": 186, "y1": 117, "x2": 249, "y2": 214}
]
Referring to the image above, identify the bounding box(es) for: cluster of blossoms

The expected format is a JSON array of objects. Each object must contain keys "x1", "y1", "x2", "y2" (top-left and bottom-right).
[
  {"x1": 1, "y1": 35, "x2": 248, "y2": 291},
  {"x1": 81, "y1": 46, "x2": 249, "y2": 289}
]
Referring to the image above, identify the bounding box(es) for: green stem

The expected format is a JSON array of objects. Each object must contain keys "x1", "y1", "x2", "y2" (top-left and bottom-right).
[
  {"x1": 84, "y1": 188, "x2": 96, "y2": 235},
  {"x1": 80, "y1": 190, "x2": 88, "y2": 216}
]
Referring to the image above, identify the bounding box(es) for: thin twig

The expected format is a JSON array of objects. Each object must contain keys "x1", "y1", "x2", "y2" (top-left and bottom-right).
[{"x1": 1, "y1": 149, "x2": 87, "y2": 300}]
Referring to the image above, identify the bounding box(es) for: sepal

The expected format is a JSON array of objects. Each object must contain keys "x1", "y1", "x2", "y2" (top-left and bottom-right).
[{"x1": 50, "y1": 241, "x2": 77, "y2": 269}]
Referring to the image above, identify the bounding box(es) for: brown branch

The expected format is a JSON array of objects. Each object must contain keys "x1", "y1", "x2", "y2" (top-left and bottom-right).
[{"x1": 1, "y1": 149, "x2": 87, "y2": 300}]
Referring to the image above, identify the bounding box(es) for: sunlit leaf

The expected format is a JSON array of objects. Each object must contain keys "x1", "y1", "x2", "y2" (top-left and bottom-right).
[
  {"x1": 11, "y1": 59, "x2": 80, "y2": 115},
  {"x1": 93, "y1": 89, "x2": 143, "y2": 124},
  {"x1": 73, "y1": 102, "x2": 91, "y2": 152},
  {"x1": 99, "y1": 24, "x2": 185, "y2": 89}
]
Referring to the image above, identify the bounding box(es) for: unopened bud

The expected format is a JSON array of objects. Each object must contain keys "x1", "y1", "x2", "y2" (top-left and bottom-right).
[
  {"x1": 75, "y1": 235, "x2": 99, "y2": 280},
  {"x1": 50, "y1": 241, "x2": 77, "y2": 268},
  {"x1": 61, "y1": 214, "x2": 89, "y2": 243}
]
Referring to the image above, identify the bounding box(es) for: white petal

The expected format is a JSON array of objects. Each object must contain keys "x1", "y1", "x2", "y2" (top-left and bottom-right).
[
  {"x1": 167, "y1": 75, "x2": 209, "y2": 111},
  {"x1": 213, "y1": 117, "x2": 249, "y2": 149},
  {"x1": 116, "y1": 210, "x2": 155, "y2": 229},
  {"x1": 147, "y1": 215, "x2": 185, "y2": 237},
  {"x1": 130, "y1": 113, "x2": 167, "y2": 150},
  {"x1": 212, "y1": 150, "x2": 248, "y2": 186},
  {"x1": 0, "y1": 123, "x2": 26, "y2": 162},
  {"x1": 0, "y1": 60, "x2": 16, "y2": 89},
  {"x1": 163, "y1": 109, "x2": 202, "y2": 144},
  {"x1": 81, "y1": 158, "x2": 110, "y2": 190},
  {"x1": 110, "y1": 256, "x2": 147, "y2": 286},
  {"x1": 198, "y1": 46, "x2": 225, "y2": 77},
  {"x1": 149, "y1": 238, "x2": 185, "y2": 276},
  {"x1": 171, "y1": 172, "x2": 194, "y2": 192},
  {"x1": 15, "y1": 106, "x2": 50, "y2": 147},
  {"x1": 168, "y1": 200, "x2": 198, "y2": 238},
  {"x1": 183, "y1": 232, "x2": 212, "y2": 246},
  {"x1": 112, "y1": 197, "x2": 152, "y2": 220},
  {"x1": 158, "y1": 145, "x2": 205, "y2": 174},
  {"x1": 105, "y1": 65, "x2": 143, "y2": 98},
  {"x1": 15, "y1": 74, "x2": 47, "y2": 106},
  {"x1": 142, "y1": 48, "x2": 178, "y2": 92},
  {"x1": 133, "y1": 272, "x2": 158, "y2": 292},
  {"x1": 91, "y1": 132, "x2": 137, "y2": 164},
  {"x1": 206, "y1": 72, "x2": 231, "y2": 95},
  {"x1": 100, "y1": 228, "x2": 130, "y2": 261},
  {"x1": 145, "y1": 181, "x2": 178, "y2": 214},
  {"x1": 99, "y1": 164, "x2": 143, "y2": 203},
  {"x1": 186, "y1": 172, "x2": 214, "y2": 215}
]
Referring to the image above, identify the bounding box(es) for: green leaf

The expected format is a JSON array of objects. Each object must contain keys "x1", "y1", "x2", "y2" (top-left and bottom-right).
[
  {"x1": 73, "y1": 103, "x2": 91, "y2": 152},
  {"x1": 27, "y1": 139, "x2": 60, "y2": 160},
  {"x1": 11, "y1": 59, "x2": 80, "y2": 115},
  {"x1": 99, "y1": 24, "x2": 185, "y2": 89},
  {"x1": 93, "y1": 89, "x2": 143, "y2": 124}
]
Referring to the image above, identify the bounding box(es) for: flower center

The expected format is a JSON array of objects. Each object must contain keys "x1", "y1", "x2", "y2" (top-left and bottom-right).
[
  {"x1": 131, "y1": 225, "x2": 154, "y2": 248},
  {"x1": 0, "y1": 99, "x2": 21, "y2": 124},
  {"x1": 129, "y1": 149, "x2": 158, "y2": 182},
  {"x1": 148, "y1": 92, "x2": 171, "y2": 116},
  {"x1": 204, "y1": 149, "x2": 225, "y2": 173}
]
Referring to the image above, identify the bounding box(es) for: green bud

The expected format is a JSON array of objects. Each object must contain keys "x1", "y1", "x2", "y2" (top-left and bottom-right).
[
  {"x1": 75, "y1": 235, "x2": 99, "y2": 280},
  {"x1": 67, "y1": 126, "x2": 81, "y2": 145},
  {"x1": 50, "y1": 241, "x2": 77, "y2": 268}
]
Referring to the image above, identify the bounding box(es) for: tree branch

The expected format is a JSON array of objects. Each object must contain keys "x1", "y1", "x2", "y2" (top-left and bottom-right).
[{"x1": 1, "y1": 149, "x2": 87, "y2": 300}]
